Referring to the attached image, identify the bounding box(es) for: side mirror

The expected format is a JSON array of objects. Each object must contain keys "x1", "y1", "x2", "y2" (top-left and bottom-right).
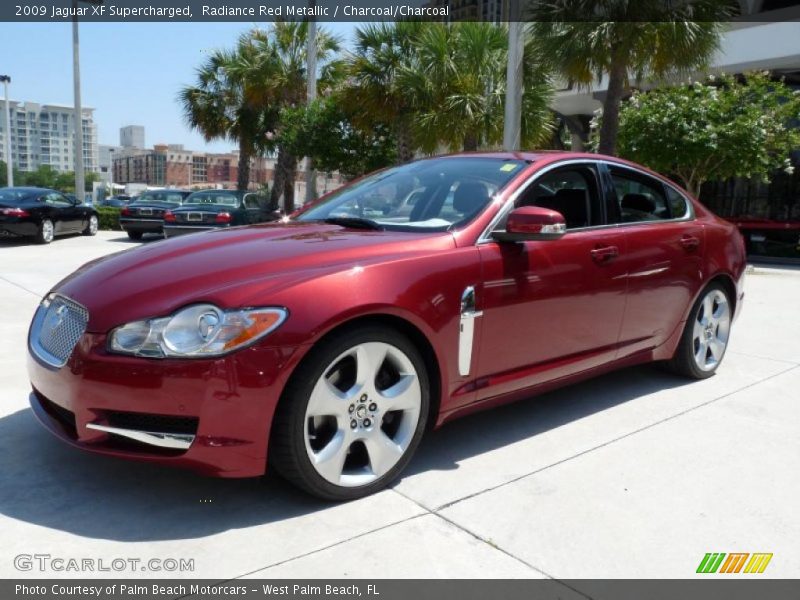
[{"x1": 492, "y1": 206, "x2": 566, "y2": 242}]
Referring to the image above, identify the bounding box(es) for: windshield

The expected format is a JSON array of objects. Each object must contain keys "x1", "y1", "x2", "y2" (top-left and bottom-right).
[
  {"x1": 297, "y1": 157, "x2": 527, "y2": 231},
  {"x1": 183, "y1": 191, "x2": 240, "y2": 207},
  {"x1": 133, "y1": 191, "x2": 187, "y2": 206}
]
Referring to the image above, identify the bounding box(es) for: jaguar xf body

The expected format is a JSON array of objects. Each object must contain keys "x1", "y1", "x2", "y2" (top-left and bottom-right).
[{"x1": 26, "y1": 152, "x2": 746, "y2": 499}]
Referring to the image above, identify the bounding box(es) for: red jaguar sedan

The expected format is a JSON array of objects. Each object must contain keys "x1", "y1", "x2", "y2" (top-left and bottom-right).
[{"x1": 27, "y1": 152, "x2": 746, "y2": 500}]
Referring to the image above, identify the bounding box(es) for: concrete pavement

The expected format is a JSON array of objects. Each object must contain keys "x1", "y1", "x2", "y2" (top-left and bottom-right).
[{"x1": 0, "y1": 232, "x2": 797, "y2": 582}]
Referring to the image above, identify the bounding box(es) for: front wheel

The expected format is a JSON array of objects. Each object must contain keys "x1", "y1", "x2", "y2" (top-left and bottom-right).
[
  {"x1": 665, "y1": 283, "x2": 732, "y2": 379},
  {"x1": 83, "y1": 215, "x2": 98, "y2": 236},
  {"x1": 269, "y1": 325, "x2": 429, "y2": 500}
]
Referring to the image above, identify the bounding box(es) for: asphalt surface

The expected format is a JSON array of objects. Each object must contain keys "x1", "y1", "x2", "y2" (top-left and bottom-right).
[{"x1": 1, "y1": 231, "x2": 797, "y2": 580}]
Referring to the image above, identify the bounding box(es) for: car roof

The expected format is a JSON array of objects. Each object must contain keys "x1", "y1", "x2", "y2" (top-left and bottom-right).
[{"x1": 2, "y1": 186, "x2": 56, "y2": 194}]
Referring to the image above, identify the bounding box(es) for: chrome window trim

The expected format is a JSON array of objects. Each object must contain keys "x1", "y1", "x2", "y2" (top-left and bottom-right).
[{"x1": 477, "y1": 159, "x2": 695, "y2": 245}]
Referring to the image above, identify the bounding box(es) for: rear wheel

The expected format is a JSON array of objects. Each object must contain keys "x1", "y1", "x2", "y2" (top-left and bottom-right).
[
  {"x1": 36, "y1": 219, "x2": 54, "y2": 244},
  {"x1": 665, "y1": 283, "x2": 732, "y2": 379},
  {"x1": 269, "y1": 325, "x2": 429, "y2": 500},
  {"x1": 83, "y1": 215, "x2": 98, "y2": 236},
  {"x1": 127, "y1": 231, "x2": 143, "y2": 241}
]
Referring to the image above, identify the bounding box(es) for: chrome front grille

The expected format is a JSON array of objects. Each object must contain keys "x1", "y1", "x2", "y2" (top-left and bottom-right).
[{"x1": 29, "y1": 294, "x2": 89, "y2": 368}]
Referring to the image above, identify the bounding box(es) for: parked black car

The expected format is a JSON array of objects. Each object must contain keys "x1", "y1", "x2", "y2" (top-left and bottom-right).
[
  {"x1": 120, "y1": 189, "x2": 193, "y2": 240},
  {"x1": 0, "y1": 187, "x2": 99, "y2": 244},
  {"x1": 163, "y1": 190, "x2": 280, "y2": 238}
]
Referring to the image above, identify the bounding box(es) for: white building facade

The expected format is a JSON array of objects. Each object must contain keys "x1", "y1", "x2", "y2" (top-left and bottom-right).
[{"x1": 0, "y1": 101, "x2": 99, "y2": 174}]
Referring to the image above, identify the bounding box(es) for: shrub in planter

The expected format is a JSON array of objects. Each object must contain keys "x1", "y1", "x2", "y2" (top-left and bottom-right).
[{"x1": 95, "y1": 206, "x2": 122, "y2": 231}]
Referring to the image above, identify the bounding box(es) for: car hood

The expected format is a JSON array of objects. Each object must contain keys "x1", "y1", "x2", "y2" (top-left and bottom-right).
[{"x1": 54, "y1": 222, "x2": 455, "y2": 332}]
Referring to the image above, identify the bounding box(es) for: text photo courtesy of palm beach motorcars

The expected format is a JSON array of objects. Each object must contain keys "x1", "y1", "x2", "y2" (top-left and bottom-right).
[{"x1": 1, "y1": 0, "x2": 800, "y2": 593}]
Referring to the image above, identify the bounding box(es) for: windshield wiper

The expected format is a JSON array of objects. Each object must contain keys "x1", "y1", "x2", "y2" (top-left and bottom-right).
[{"x1": 323, "y1": 217, "x2": 384, "y2": 230}]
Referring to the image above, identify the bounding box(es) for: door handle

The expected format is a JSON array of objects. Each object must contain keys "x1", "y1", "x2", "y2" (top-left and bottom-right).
[
  {"x1": 590, "y1": 245, "x2": 619, "y2": 263},
  {"x1": 680, "y1": 235, "x2": 700, "y2": 251}
]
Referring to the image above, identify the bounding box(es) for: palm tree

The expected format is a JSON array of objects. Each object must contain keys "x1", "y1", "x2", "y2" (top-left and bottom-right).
[
  {"x1": 531, "y1": 0, "x2": 734, "y2": 155},
  {"x1": 247, "y1": 22, "x2": 340, "y2": 212},
  {"x1": 406, "y1": 22, "x2": 554, "y2": 153},
  {"x1": 179, "y1": 43, "x2": 266, "y2": 191},
  {"x1": 347, "y1": 22, "x2": 429, "y2": 164}
]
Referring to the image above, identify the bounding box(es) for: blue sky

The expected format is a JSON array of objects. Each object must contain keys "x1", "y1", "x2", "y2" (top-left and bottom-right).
[{"x1": 0, "y1": 22, "x2": 357, "y2": 153}]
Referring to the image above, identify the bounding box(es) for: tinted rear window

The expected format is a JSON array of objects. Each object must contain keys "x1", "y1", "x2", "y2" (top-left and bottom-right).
[
  {"x1": 134, "y1": 192, "x2": 188, "y2": 205},
  {"x1": 0, "y1": 190, "x2": 33, "y2": 203}
]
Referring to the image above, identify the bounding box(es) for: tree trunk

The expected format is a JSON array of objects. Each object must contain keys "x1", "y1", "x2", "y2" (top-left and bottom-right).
[
  {"x1": 236, "y1": 140, "x2": 251, "y2": 192},
  {"x1": 395, "y1": 122, "x2": 414, "y2": 164},
  {"x1": 463, "y1": 132, "x2": 479, "y2": 152},
  {"x1": 598, "y1": 57, "x2": 628, "y2": 156},
  {"x1": 270, "y1": 146, "x2": 287, "y2": 210},
  {"x1": 686, "y1": 179, "x2": 703, "y2": 201},
  {"x1": 282, "y1": 152, "x2": 298, "y2": 214}
]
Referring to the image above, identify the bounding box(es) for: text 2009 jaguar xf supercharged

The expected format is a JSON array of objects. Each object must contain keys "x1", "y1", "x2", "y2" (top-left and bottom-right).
[{"x1": 27, "y1": 153, "x2": 746, "y2": 500}]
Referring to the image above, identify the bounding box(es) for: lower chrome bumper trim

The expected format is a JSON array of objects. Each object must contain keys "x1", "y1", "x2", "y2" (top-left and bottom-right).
[{"x1": 86, "y1": 423, "x2": 195, "y2": 450}]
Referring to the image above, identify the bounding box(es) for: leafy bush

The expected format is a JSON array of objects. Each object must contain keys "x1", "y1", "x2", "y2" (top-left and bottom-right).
[
  {"x1": 95, "y1": 206, "x2": 122, "y2": 231},
  {"x1": 607, "y1": 72, "x2": 800, "y2": 199}
]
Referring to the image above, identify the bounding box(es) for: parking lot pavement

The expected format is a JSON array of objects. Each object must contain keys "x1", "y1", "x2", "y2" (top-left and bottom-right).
[{"x1": 1, "y1": 234, "x2": 797, "y2": 582}]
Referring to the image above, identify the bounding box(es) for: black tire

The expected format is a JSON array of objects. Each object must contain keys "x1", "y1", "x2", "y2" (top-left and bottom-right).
[
  {"x1": 269, "y1": 324, "x2": 430, "y2": 501},
  {"x1": 83, "y1": 215, "x2": 98, "y2": 236},
  {"x1": 664, "y1": 282, "x2": 732, "y2": 380},
  {"x1": 127, "y1": 230, "x2": 143, "y2": 241},
  {"x1": 35, "y1": 219, "x2": 54, "y2": 244}
]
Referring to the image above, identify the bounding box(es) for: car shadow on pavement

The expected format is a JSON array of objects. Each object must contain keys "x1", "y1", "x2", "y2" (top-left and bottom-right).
[
  {"x1": 0, "y1": 408, "x2": 328, "y2": 542},
  {"x1": 402, "y1": 364, "x2": 692, "y2": 477},
  {"x1": 106, "y1": 234, "x2": 162, "y2": 244},
  {"x1": 0, "y1": 365, "x2": 692, "y2": 542}
]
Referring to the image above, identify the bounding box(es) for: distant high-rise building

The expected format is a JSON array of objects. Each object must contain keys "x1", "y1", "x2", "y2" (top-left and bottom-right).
[
  {"x1": 120, "y1": 125, "x2": 145, "y2": 149},
  {"x1": 0, "y1": 101, "x2": 98, "y2": 173}
]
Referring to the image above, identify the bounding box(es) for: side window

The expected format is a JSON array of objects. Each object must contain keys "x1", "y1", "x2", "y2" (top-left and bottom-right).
[
  {"x1": 513, "y1": 165, "x2": 603, "y2": 229},
  {"x1": 44, "y1": 193, "x2": 71, "y2": 207},
  {"x1": 665, "y1": 186, "x2": 689, "y2": 219},
  {"x1": 609, "y1": 168, "x2": 669, "y2": 222},
  {"x1": 243, "y1": 195, "x2": 261, "y2": 210}
]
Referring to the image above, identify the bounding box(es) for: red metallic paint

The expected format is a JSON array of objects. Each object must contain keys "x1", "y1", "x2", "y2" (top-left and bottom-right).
[{"x1": 27, "y1": 152, "x2": 746, "y2": 478}]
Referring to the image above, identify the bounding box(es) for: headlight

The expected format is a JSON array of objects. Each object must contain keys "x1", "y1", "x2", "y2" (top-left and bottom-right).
[{"x1": 108, "y1": 304, "x2": 287, "y2": 358}]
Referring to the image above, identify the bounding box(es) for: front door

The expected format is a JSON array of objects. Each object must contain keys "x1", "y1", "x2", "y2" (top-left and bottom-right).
[{"x1": 473, "y1": 162, "x2": 629, "y2": 402}]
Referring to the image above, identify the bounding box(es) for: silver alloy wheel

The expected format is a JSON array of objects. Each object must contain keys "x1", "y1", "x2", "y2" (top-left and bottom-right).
[
  {"x1": 692, "y1": 289, "x2": 731, "y2": 372},
  {"x1": 303, "y1": 341, "x2": 422, "y2": 487},
  {"x1": 88, "y1": 215, "x2": 98, "y2": 235},
  {"x1": 41, "y1": 220, "x2": 54, "y2": 243}
]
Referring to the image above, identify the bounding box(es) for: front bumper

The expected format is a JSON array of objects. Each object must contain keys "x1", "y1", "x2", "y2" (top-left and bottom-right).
[
  {"x1": 27, "y1": 330, "x2": 306, "y2": 478},
  {"x1": 120, "y1": 218, "x2": 164, "y2": 234}
]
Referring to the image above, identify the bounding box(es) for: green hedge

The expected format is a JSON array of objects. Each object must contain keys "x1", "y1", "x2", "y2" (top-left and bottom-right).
[{"x1": 95, "y1": 206, "x2": 122, "y2": 231}]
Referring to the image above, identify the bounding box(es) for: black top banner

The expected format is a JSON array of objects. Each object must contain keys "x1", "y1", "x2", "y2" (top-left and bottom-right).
[{"x1": 2, "y1": 0, "x2": 800, "y2": 23}]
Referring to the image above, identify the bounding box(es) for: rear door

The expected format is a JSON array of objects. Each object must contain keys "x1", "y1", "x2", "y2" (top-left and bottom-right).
[
  {"x1": 603, "y1": 163, "x2": 705, "y2": 358},
  {"x1": 243, "y1": 194, "x2": 264, "y2": 224},
  {"x1": 473, "y1": 161, "x2": 629, "y2": 402}
]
